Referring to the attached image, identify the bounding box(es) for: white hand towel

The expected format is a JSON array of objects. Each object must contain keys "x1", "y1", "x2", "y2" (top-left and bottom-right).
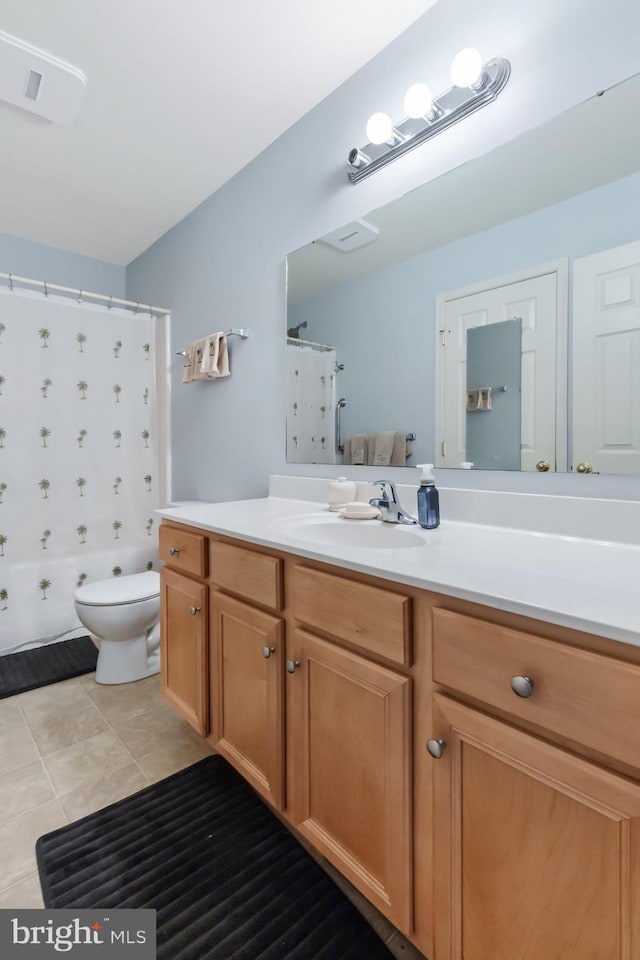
[
  {"x1": 347, "y1": 434, "x2": 366, "y2": 464},
  {"x1": 373, "y1": 431, "x2": 396, "y2": 466},
  {"x1": 190, "y1": 338, "x2": 208, "y2": 381},
  {"x1": 182, "y1": 343, "x2": 195, "y2": 384},
  {"x1": 390, "y1": 432, "x2": 408, "y2": 466},
  {"x1": 200, "y1": 332, "x2": 230, "y2": 378}
]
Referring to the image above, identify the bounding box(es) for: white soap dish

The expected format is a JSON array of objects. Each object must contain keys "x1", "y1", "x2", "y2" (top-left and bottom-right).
[{"x1": 338, "y1": 503, "x2": 380, "y2": 521}]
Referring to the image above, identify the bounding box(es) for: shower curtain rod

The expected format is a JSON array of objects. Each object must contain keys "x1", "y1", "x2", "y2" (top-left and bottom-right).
[
  {"x1": 287, "y1": 336, "x2": 335, "y2": 352},
  {"x1": 0, "y1": 272, "x2": 170, "y2": 316}
]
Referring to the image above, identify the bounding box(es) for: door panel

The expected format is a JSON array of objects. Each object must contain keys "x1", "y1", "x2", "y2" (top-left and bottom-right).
[
  {"x1": 210, "y1": 591, "x2": 284, "y2": 809},
  {"x1": 160, "y1": 567, "x2": 208, "y2": 735},
  {"x1": 573, "y1": 241, "x2": 640, "y2": 474},
  {"x1": 432, "y1": 694, "x2": 640, "y2": 960},
  {"x1": 440, "y1": 270, "x2": 558, "y2": 470},
  {"x1": 289, "y1": 629, "x2": 412, "y2": 933}
]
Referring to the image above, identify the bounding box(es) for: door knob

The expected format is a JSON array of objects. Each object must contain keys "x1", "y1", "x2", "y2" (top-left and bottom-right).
[
  {"x1": 535, "y1": 460, "x2": 550, "y2": 472},
  {"x1": 262, "y1": 646, "x2": 276, "y2": 659},
  {"x1": 188, "y1": 605, "x2": 201, "y2": 616},
  {"x1": 427, "y1": 738, "x2": 447, "y2": 759},
  {"x1": 286, "y1": 659, "x2": 301, "y2": 674},
  {"x1": 576, "y1": 462, "x2": 593, "y2": 473},
  {"x1": 511, "y1": 675, "x2": 534, "y2": 698},
  {"x1": 169, "y1": 546, "x2": 181, "y2": 556}
]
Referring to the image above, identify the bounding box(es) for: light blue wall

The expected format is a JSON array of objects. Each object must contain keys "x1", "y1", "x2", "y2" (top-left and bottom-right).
[
  {"x1": 0, "y1": 233, "x2": 125, "y2": 297},
  {"x1": 126, "y1": 0, "x2": 640, "y2": 503},
  {"x1": 289, "y1": 169, "x2": 640, "y2": 470}
]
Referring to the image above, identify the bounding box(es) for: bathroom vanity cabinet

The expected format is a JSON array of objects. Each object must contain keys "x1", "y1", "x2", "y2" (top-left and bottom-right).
[{"x1": 159, "y1": 518, "x2": 640, "y2": 960}]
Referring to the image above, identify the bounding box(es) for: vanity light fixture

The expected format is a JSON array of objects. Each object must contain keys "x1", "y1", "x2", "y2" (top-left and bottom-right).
[{"x1": 347, "y1": 48, "x2": 510, "y2": 183}]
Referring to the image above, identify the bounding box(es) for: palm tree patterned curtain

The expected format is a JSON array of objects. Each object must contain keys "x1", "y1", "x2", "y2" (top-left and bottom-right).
[
  {"x1": 0, "y1": 287, "x2": 161, "y2": 653},
  {"x1": 286, "y1": 342, "x2": 337, "y2": 464}
]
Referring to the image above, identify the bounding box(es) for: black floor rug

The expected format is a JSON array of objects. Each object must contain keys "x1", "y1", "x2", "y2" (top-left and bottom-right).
[
  {"x1": 0, "y1": 635, "x2": 98, "y2": 699},
  {"x1": 37, "y1": 755, "x2": 395, "y2": 960}
]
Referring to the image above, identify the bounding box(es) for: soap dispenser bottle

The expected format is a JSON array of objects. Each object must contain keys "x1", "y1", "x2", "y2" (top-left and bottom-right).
[{"x1": 416, "y1": 464, "x2": 440, "y2": 529}]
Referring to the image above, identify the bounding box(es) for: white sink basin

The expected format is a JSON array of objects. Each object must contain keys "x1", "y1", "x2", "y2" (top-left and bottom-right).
[{"x1": 272, "y1": 513, "x2": 426, "y2": 550}]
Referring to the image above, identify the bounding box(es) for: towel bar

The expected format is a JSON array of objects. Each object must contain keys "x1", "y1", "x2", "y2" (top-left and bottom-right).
[{"x1": 176, "y1": 328, "x2": 250, "y2": 357}]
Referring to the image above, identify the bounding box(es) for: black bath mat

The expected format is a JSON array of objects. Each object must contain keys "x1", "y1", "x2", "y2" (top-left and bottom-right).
[
  {"x1": 37, "y1": 755, "x2": 395, "y2": 960},
  {"x1": 0, "y1": 635, "x2": 97, "y2": 699}
]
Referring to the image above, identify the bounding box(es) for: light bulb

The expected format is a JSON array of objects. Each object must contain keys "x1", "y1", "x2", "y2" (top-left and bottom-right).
[
  {"x1": 366, "y1": 112, "x2": 393, "y2": 145},
  {"x1": 450, "y1": 48, "x2": 483, "y2": 88},
  {"x1": 403, "y1": 83, "x2": 433, "y2": 119}
]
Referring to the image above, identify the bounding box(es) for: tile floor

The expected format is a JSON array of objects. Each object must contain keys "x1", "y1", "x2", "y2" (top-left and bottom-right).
[
  {"x1": 0, "y1": 671, "x2": 424, "y2": 959},
  {"x1": 0, "y1": 671, "x2": 213, "y2": 909}
]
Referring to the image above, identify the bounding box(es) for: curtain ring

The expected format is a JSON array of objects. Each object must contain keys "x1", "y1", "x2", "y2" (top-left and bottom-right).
[
  {"x1": 107, "y1": 296, "x2": 113, "y2": 310},
  {"x1": 135, "y1": 301, "x2": 140, "y2": 314},
  {"x1": 77, "y1": 289, "x2": 83, "y2": 303},
  {"x1": 8, "y1": 274, "x2": 13, "y2": 291},
  {"x1": 43, "y1": 281, "x2": 49, "y2": 297}
]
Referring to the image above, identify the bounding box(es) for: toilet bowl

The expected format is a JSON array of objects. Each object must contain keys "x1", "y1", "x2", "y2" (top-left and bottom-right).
[{"x1": 74, "y1": 571, "x2": 161, "y2": 685}]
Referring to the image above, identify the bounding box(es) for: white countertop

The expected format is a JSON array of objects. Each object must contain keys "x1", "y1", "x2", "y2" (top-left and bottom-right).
[{"x1": 158, "y1": 484, "x2": 640, "y2": 649}]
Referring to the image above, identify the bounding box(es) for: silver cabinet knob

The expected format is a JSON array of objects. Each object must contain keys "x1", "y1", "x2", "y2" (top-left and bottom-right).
[
  {"x1": 511, "y1": 675, "x2": 534, "y2": 698},
  {"x1": 262, "y1": 646, "x2": 276, "y2": 659},
  {"x1": 427, "y1": 738, "x2": 447, "y2": 759},
  {"x1": 286, "y1": 659, "x2": 301, "y2": 674},
  {"x1": 169, "y1": 546, "x2": 181, "y2": 556},
  {"x1": 188, "y1": 605, "x2": 201, "y2": 616}
]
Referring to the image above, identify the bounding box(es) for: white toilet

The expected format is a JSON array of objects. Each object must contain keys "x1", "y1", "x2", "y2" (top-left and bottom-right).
[{"x1": 74, "y1": 571, "x2": 161, "y2": 685}]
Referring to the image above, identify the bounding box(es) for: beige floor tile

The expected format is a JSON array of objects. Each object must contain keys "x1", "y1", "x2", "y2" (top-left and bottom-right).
[
  {"x1": 0, "y1": 873, "x2": 45, "y2": 909},
  {"x1": 27, "y1": 701, "x2": 109, "y2": 756},
  {"x1": 77, "y1": 671, "x2": 97, "y2": 688},
  {"x1": 0, "y1": 762, "x2": 53, "y2": 825},
  {"x1": 60, "y1": 763, "x2": 150, "y2": 822},
  {"x1": 12, "y1": 677, "x2": 88, "y2": 711},
  {"x1": 0, "y1": 800, "x2": 67, "y2": 890},
  {"x1": 83, "y1": 674, "x2": 164, "y2": 725},
  {"x1": 114, "y1": 703, "x2": 206, "y2": 759},
  {"x1": 137, "y1": 737, "x2": 213, "y2": 783},
  {"x1": 43, "y1": 730, "x2": 134, "y2": 796},
  {"x1": 0, "y1": 725, "x2": 41, "y2": 777},
  {"x1": 20, "y1": 683, "x2": 92, "y2": 724},
  {"x1": 0, "y1": 700, "x2": 28, "y2": 733}
]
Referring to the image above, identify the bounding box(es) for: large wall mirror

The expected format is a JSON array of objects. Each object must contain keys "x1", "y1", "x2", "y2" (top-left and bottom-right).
[{"x1": 286, "y1": 71, "x2": 640, "y2": 475}]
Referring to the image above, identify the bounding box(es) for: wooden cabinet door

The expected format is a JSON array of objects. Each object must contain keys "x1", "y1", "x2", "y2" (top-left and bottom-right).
[
  {"x1": 289, "y1": 628, "x2": 412, "y2": 933},
  {"x1": 210, "y1": 591, "x2": 284, "y2": 809},
  {"x1": 431, "y1": 693, "x2": 640, "y2": 960},
  {"x1": 160, "y1": 567, "x2": 208, "y2": 735}
]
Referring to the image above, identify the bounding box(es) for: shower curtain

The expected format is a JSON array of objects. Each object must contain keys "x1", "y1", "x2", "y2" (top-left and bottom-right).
[
  {"x1": 0, "y1": 286, "x2": 165, "y2": 654},
  {"x1": 286, "y1": 341, "x2": 337, "y2": 463}
]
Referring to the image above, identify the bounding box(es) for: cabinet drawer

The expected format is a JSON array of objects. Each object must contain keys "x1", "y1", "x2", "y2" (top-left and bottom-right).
[
  {"x1": 292, "y1": 565, "x2": 411, "y2": 667},
  {"x1": 210, "y1": 540, "x2": 283, "y2": 611},
  {"x1": 432, "y1": 607, "x2": 640, "y2": 769},
  {"x1": 159, "y1": 524, "x2": 207, "y2": 579}
]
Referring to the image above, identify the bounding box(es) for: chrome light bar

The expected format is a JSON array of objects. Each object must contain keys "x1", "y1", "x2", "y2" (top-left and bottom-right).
[{"x1": 347, "y1": 57, "x2": 511, "y2": 184}]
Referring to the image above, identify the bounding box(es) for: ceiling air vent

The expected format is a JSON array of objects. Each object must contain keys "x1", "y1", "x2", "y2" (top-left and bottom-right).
[
  {"x1": 317, "y1": 219, "x2": 380, "y2": 253},
  {"x1": 0, "y1": 30, "x2": 86, "y2": 124}
]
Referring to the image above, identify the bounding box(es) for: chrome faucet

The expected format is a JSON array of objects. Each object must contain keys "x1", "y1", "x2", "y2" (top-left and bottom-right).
[{"x1": 369, "y1": 480, "x2": 417, "y2": 525}]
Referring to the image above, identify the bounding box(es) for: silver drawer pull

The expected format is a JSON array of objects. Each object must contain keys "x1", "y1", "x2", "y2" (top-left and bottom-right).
[
  {"x1": 427, "y1": 738, "x2": 447, "y2": 759},
  {"x1": 286, "y1": 659, "x2": 301, "y2": 674},
  {"x1": 188, "y1": 606, "x2": 201, "y2": 616},
  {"x1": 262, "y1": 646, "x2": 276, "y2": 659},
  {"x1": 511, "y1": 675, "x2": 535, "y2": 698},
  {"x1": 169, "y1": 546, "x2": 181, "y2": 556}
]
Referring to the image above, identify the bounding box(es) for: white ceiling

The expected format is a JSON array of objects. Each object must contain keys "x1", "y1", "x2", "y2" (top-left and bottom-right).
[{"x1": 0, "y1": 0, "x2": 438, "y2": 266}]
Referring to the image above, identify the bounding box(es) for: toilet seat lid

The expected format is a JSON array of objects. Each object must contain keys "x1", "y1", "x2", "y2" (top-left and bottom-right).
[{"x1": 75, "y1": 571, "x2": 160, "y2": 606}]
